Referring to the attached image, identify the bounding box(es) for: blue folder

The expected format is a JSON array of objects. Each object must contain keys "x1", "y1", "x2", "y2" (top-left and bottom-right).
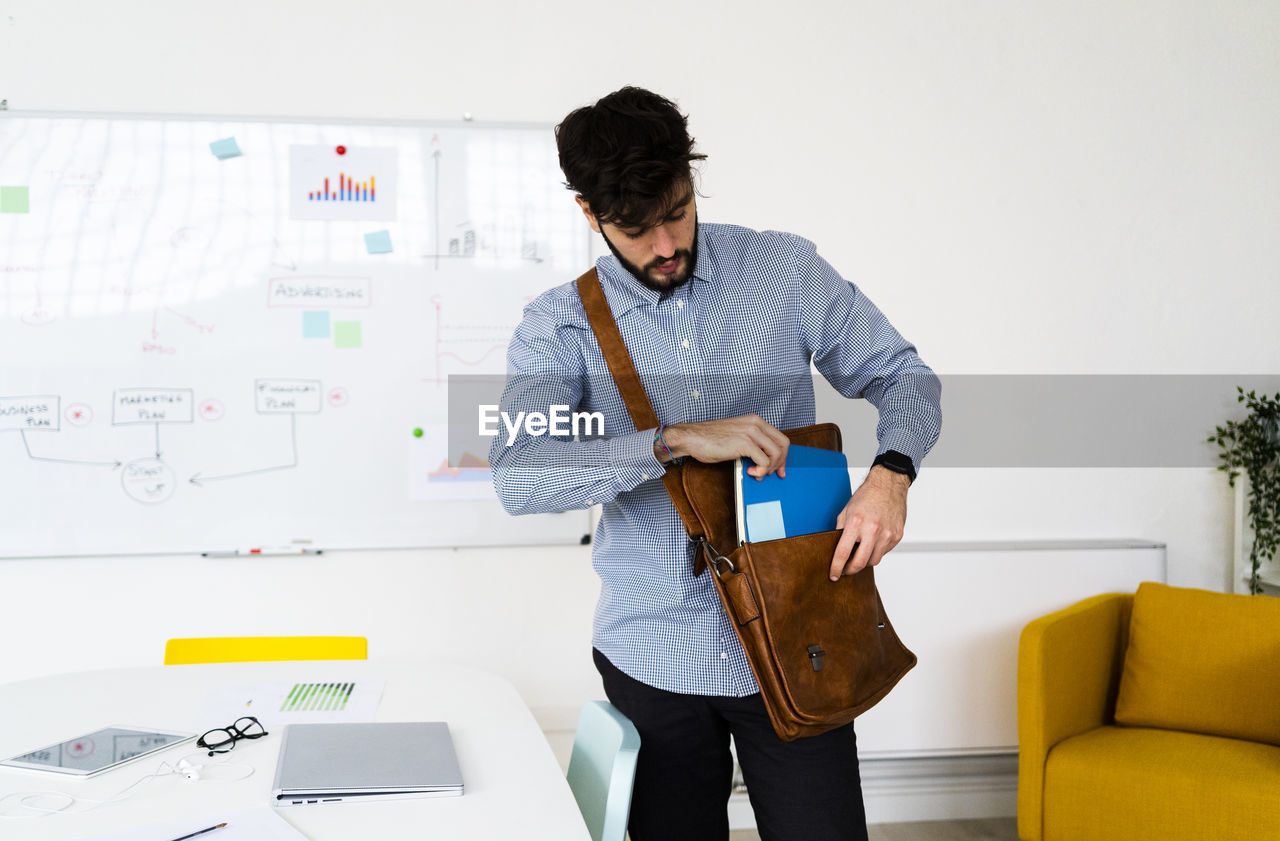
[{"x1": 736, "y1": 444, "x2": 852, "y2": 543}]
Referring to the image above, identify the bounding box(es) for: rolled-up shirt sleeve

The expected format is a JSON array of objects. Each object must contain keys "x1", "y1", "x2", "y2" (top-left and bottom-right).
[
  {"x1": 794, "y1": 238, "x2": 943, "y2": 477},
  {"x1": 489, "y1": 303, "x2": 665, "y2": 517}
]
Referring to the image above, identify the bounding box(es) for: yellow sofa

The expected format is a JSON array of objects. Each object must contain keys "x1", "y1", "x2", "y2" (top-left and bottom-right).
[{"x1": 1017, "y1": 583, "x2": 1280, "y2": 841}]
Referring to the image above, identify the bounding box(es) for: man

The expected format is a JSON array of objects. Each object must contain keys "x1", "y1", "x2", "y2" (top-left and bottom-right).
[{"x1": 490, "y1": 87, "x2": 941, "y2": 841}]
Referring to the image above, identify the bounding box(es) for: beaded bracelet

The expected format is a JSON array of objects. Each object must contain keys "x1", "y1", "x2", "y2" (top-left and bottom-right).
[{"x1": 655, "y1": 423, "x2": 683, "y2": 465}]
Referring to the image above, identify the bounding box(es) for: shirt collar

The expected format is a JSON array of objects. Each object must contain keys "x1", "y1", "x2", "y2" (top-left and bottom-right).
[{"x1": 595, "y1": 223, "x2": 715, "y2": 318}]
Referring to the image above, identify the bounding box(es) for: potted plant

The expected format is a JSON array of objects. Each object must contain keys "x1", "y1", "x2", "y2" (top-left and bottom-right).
[{"x1": 1208, "y1": 388, "x2": 1280, "y2": 594}]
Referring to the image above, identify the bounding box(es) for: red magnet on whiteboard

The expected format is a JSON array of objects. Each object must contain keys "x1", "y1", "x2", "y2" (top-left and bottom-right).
[{"x1": 336, "y1": 145, "x2": 347, "y2": 155}]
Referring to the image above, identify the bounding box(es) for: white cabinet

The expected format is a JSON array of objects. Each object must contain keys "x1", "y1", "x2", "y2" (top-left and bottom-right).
[{"x1": 857, "y1": 539, "x2": 1166, "y2": 757}]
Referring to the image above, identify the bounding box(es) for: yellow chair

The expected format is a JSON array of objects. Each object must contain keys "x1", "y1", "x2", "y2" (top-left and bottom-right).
[
  {"x1": 164, "y1": 636, "x2": 368, "y2": 665},
  {"x1": 1017, "y1": 584, "x2": 1280, "y2": 841}
]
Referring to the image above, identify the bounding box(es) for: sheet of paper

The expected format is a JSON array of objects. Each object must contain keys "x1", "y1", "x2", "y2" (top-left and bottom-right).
[
  {"x1": 408, "y1": 423, "x2": 496, "y2": 502},
  {"x1": 72, "y1": 805, "x2": 310, "y2": 841},
  {"x1": 195, "y1": 678, "x2": 385, "y2": 727},
  {"x1": 290, "y1": 144, "x2": 397, "y2": 221}
]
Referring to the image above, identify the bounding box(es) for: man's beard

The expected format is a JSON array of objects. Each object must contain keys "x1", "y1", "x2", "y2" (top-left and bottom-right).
[{"x1": 600, "y1": 221, "x2": 699, "y2": 296}]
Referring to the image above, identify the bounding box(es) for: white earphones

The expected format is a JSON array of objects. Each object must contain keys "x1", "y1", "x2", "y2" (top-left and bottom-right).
[
  {"x1": 0, "y1": 752, "x2": 254, "y2": 820},
  {"x1": 170, "y1": 752, "x2": 253, "y2": 784}
]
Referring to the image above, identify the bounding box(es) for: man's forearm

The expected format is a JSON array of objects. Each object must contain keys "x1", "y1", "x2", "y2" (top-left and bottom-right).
[{"x1": 492, "y1": 427, "x2": 665, "y2": 516}]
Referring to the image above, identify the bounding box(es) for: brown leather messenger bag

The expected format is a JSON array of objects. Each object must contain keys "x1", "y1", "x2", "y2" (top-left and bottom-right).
[{"x1": 577, "y1": 267, "x2": 916, "y2": 741}]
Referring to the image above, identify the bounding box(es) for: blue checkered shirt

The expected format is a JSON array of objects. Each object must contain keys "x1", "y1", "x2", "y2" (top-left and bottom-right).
[{"x1": 490, "y1": 222, "x2": 941, "y2": 696}]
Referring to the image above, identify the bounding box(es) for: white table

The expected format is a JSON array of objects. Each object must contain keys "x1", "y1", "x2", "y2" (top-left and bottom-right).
[{"x1": 0, "y1": 660, "x2": 591, "y2": 840}]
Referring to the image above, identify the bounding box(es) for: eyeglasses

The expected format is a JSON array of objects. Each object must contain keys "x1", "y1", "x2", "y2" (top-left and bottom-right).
[{"x1": 196, "y1": 716, "x2": 268, "y2": 756}]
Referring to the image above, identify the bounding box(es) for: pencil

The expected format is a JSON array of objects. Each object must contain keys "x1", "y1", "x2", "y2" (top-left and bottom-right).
[{"x1": 168, "y1": 822, "x2": 227, "y2": 841}]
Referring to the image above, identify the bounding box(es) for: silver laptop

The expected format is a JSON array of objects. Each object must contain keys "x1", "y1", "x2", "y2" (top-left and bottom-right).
[{"x1": 272, "y1": 722, "x2": 464, "y2": 806}]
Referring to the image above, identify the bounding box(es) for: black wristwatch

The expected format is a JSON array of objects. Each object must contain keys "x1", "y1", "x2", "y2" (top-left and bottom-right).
[{"x1": 871, "y1": 449, "x2": 916, "y2": 484}]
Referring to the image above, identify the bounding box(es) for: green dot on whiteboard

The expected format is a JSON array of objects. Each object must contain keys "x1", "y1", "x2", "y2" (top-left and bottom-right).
[{"x1": 413, "y1": 428, "x2": 424, "y2": 438}]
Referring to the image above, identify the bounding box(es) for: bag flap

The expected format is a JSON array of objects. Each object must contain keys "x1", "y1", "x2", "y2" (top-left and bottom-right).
[{"x1": 741, "y1": 530, "x2": 916, "y2": 719}]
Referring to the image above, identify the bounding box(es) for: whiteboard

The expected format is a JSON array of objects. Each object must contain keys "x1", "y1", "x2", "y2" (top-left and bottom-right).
[{"x1": 0, "y1": 112, "x2": 592, "y2": 557}]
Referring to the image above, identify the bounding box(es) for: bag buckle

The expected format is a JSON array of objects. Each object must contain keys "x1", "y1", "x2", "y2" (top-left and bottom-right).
[
  {"x1": 689, "y1": 534, "x2": 735, "y2": 578},
  {"x1": 808, "y1": 645, "x2": 827, "y2": 672}
]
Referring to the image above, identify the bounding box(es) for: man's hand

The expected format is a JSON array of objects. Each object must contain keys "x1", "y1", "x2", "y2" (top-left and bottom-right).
[
  {"x1": 829, "y1": 466, "x2": 910, "y2": 580},
  {"x1": 662, "y1": 416, "x2": 789, "y2": 479}
]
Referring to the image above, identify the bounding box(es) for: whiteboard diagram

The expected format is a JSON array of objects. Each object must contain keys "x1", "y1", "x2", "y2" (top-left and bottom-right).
[{"x1": 0, "y1": 113, "x2": 592, "y2": 557}]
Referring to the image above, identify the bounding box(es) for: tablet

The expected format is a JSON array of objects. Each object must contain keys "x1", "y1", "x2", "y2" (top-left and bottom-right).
[{"x1": 0, "y1": 726, "x2": 194, "y2": 776}]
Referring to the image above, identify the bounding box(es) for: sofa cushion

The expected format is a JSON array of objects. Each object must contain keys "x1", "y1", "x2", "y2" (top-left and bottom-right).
[
  {"x1": 1044, "y1": 726, "x2": 1280, "y2": 841},
  {"x1": 1114, "y1": 581, "x2": 1280, "y2": 746}
]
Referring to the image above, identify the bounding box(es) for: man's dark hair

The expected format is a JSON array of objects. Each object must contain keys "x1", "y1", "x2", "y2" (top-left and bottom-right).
[{"x1": 555, "y1": 87, "x2": 706, "y2": 230}]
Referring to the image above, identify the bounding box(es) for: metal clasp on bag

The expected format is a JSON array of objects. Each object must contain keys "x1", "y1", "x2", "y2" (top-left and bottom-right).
[{"x1": 689, "y1": 534, "x2": 735, "y2": 578}]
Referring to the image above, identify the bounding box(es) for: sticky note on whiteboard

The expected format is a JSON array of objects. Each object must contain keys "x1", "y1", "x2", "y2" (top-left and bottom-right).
[
  {"x1": 0, "y1": 186, "x2": 30, "y2": 213},
  {"x1": 364, "y1": 230, "x2": 392, "y2": 254},
  {"x1": 209, "y1": 137, "x2": 242, "y2": 159},
  {"x1": 302, "y1": 311, "x2": 331, "y2": 339},
  {"x1": 333, "y1": 321, "x2": 363, "y2": 349}
]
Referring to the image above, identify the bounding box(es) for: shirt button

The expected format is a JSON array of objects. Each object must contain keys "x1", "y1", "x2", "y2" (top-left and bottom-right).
[
  {"x1": 677, "y1": 300, "x2": 685, "y2": 309},
  {"x1": 585, "y1": 499, "x2": 593, "y2": 506},
  {"x1": 691, "y1": 389, "x2": 700, "y2": 399},
  {"x1": 720, "y1": 652, "x2": 728, "y2": 659},
  {"x1": 640, "y1": 473, "x2": 649, "y2": 481},
  {"x1": 682, "y1": 339, "x2": 690, "y2": 348}
]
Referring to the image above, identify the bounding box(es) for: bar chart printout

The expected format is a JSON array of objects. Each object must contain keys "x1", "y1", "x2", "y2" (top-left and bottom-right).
[
  {"x1": 282, "y1": 681, "x2": 357, "y2": 711},
  {"x1": 309, "y1": 174, "x2": 376, "y2": 202},
  {"x1": 195, "y1": 678, "x2": 385, "y2": 723},
  {"x1": 290, "y1": 145, "x2": 398, "y2": 221}
]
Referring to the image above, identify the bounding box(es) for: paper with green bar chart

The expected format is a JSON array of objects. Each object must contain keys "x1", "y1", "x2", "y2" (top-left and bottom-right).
[
  {"x1": 281, "y1": 681, "x2": 358, "y2": 712},
  {"x1": 197, "y1": 678, "x2": 385, "y2": 725}
]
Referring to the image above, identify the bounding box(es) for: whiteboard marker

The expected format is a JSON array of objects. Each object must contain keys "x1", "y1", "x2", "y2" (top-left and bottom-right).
[
  {"x1": 244, "y1": 546, "x2": 323, "y2": 556},
  {"x1": 201, "y1": 547, "x2": 323, "y2": 557}
]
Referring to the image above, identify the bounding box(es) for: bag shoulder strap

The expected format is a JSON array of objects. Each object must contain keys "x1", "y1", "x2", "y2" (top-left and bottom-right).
[{"x1": 575, "y1": 268, "x2": 705, "y2": 543}]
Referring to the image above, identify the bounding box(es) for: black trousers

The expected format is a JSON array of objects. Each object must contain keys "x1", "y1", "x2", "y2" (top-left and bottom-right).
[{"x1": 593, "y1": 648, "x2": 869, "y2": 841}]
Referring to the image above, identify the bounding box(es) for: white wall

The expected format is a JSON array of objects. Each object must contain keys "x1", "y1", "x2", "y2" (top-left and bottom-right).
[{"x1": 2, "y1": 0, "x2": 1277, "y2": 726}]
